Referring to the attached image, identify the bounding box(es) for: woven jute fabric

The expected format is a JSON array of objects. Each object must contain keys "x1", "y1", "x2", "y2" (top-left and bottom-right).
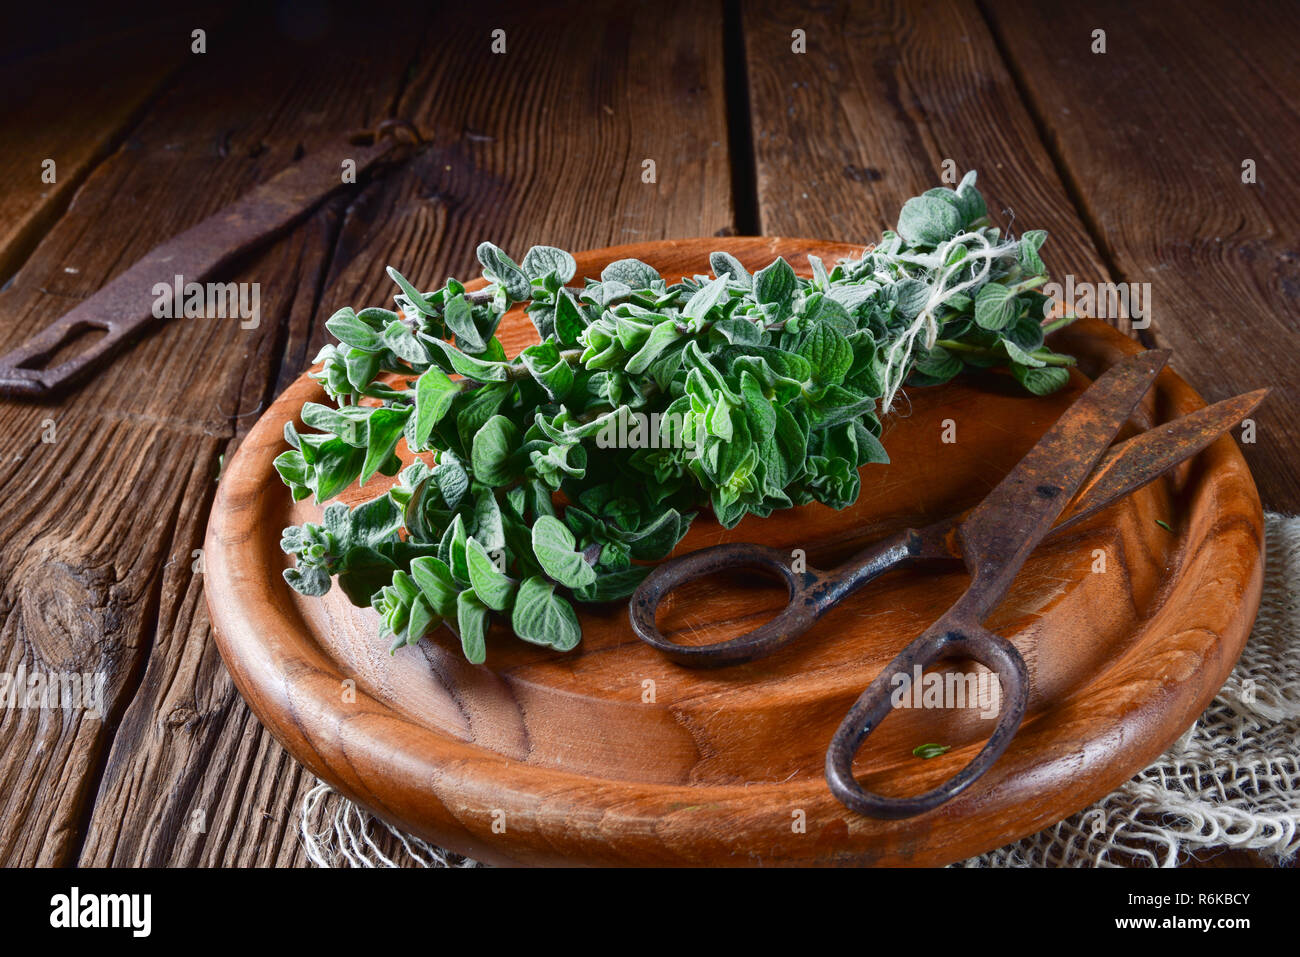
[{"x1": 299, "y1": 512, "x2": 1300, "y2": 868}]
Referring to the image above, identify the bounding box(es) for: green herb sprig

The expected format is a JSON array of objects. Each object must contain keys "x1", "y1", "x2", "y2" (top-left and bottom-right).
[
  {"x1": 275, "y1": 171, "x2": 1076, "y2": 660},
  {"x1": 913, "y1": 743, "x2": 953, "y2": 760}
]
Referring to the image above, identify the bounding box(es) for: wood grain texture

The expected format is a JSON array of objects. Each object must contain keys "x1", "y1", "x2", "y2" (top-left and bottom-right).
[
  {"x1": 0, "y1": 13, "x2": 199, "y2": 286},
  {"x1": 0, "y1": 407, "x2": 220, "y2": 865},
  {"x1": 0, "y1": 11, "x2": 412, "y2": 432},
  {"x1": 206, "y1": 238, "x2": 1264, "y2": 867},
  {"x1": 982, "y1": 0, "x2": 1299, "y2": 510},
  {"x1": 0, "y1": 3, "x2": 430, "y2": 867},
  {"x1": 738, "y1": 0, "x2": 1117, "y2": 321},
  {"x1": 72, "y1": 212, "x2": 344, "y2": 867},
  {"x1": 315, "y1": 0, "x2": 734, "y2": 334}
]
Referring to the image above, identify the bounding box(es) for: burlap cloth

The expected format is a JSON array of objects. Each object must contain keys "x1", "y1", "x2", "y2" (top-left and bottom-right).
[{"x1": 299, "y1": 512, "x2": 1300, "y2": 868}]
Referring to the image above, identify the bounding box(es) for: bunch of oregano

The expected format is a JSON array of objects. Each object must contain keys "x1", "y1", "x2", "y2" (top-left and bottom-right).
[{"x1": 275, "y1": 171, "x2": 1076, "y2": 661}]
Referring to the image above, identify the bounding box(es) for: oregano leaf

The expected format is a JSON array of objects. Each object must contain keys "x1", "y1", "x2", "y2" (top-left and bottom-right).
[
  {"x1": 530, "y1": 515, "x2": 597, "y2": 589},
  {"x1": 798, "y1": 323, "x2": 853, "y2": 385},
  {"x1": 974, "y1": 283, "x2": 1018, "y2": 331},
  {"x1": 385, "y1": 267, "x2": 436, "y2": 316},
  {"x1": 442, "y1": 294, "x2": 485, "y2": 353},
  {"x1": 456, "y1": 590, "x2": 490, "y2": 663},
  {"x1": 522, "y1": 245, "x2": 577, "y2": 284},
  {"x1": 414, "y1": 367, "x2": 458, "y2": 448},
  {"x1": 409, "y1": 556, "x2": 459, "y2": 618},
  {"x1": 683, "y1": 274, "x2": 730, "y2": 320},
  {"x1": 511, "y1": 576, "x2": 581, "y2": 651},
  {"x1": 361, "y1": 406, "x2": 411, "y2": 484},
  {"x1": 325, "y1": 307, "x2": 383, "y2": 351},
  {"x1": 1012, "y1": 362, "x2": 1070, "y2": 396},
  {"x1": 466, "y1": 538, "x2": 515, "y2": 611},
  {"x1": 476, "y1": 242, "x2": 530, "y2": 300},
  {"x1": 405, "y1": 593, "x2": 438, "y2": 646},
  {"x1": 896, "y1": 195, "x2": 962, "y2": 247},
  {"x1": 470, "y1": 415, "x2": 519, "y2": 487},
  {"x1": 753, "y1": 256, "x2": 796, "y2": 311},
  {"x1": 600, "y1": 258, "x2": 659, "y2": 289}
]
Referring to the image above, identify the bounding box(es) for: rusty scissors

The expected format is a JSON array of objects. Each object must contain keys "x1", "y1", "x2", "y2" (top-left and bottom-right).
[{"x1": 629, "y1": 349, "x2": 1266, "y2": 819}]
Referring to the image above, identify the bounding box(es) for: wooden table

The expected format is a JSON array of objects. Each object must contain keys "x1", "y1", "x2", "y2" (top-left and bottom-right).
[{"x1": 0, "y1": 0, "x2": 1294, "y2": 867}]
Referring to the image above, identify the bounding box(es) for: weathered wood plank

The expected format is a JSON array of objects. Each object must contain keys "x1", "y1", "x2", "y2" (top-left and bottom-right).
[
  {"x1": 739, "y1": 0, "x2": 1114, "y2": 299},
  {"x1": 0, "y1": 6, "x2": 425, "y2": 866},
  {"x1": 0, "y1": 10, "x2": 413, "y2": 434},
  {"x1": 318, "y1": 0, "x2": 735, "y2": 323},
  {"x1": 0, "y1": 16, "x2": 198, "y2": 286},
  {"x1": 60, "y1": 88, "x2": 401, "y2": 874},
  {"x1": 75, "y1": 0, "x2": 736, "y2": 866},
  {"x1": 982, "y1": 0, "x2": 1300, "y2": 510},
  {"x1": 73, "y1": 209, "x2": 343, "y2": 867},
  {"x1": 0, "y1": 405, "x2": 222, "y2": 866}
]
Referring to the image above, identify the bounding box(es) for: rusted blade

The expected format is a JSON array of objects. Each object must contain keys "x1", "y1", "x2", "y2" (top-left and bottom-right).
[
  {"x1": 1055, "y1": 387, "x2": 1269, "y2": 532},
  {"x1": 0, "y1": 136, "x2": 405, "y2": 398},
  {"x1": 956, "y1": 349, "x2": 1170, "y2": 617}
]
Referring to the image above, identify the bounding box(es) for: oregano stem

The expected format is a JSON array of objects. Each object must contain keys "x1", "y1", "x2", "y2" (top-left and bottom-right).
[
  {"x1": 1042, "y1": 313, "x2": 1079, "y2": 335},
  {"x1": 935, "y1": 338, "x2": 1077, "y2": 367}
]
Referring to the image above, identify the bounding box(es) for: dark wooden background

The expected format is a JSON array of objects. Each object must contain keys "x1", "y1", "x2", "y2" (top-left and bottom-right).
[{"x1": 0, "y1": 0, "x2": 1295, "y2": 866}]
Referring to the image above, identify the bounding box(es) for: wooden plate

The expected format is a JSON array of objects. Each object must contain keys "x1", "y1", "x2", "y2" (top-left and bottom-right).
[{"x1": 205, "y1": 238, "x2": 1265, "y2": 866}]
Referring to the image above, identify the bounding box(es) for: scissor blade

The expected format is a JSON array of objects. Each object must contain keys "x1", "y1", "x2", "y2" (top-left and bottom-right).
[
  {"x1": 1054, "y1": 388, "x2": 1268, "y2": 532},
  {"x1": 956, "y1": 349, "x2": 1170, "y2": 615}
]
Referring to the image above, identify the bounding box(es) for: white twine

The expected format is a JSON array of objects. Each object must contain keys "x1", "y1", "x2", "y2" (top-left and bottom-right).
[
  {"x1": 299, "y1": 512, "x2": 1300, "y2": 868},
  {"x1": 872, "y1": 230, "x2": 1020, "y2": 413}
]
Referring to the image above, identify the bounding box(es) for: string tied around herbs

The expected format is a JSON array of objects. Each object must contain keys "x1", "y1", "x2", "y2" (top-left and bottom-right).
[{"x1": 872, "y1": 230, "x2": 1023, "y2": 413}]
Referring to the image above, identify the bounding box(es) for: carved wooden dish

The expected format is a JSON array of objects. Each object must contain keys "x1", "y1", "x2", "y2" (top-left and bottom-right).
[{"x1": 205, "y1": 238, "x2": 1265, "y2": 866}]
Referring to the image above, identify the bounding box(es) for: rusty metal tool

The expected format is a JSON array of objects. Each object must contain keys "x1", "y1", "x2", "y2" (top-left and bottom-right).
[
  {"x1": 629, "y1": 351, "x2": 1268, "y2": 818},
  {"x1": 0, "y1": 119, "x2": 421, "y2": 398}
]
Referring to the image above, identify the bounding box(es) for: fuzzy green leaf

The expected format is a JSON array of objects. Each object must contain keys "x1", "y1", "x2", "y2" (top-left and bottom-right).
[
  {"x1": 410, "y1": 555, "x2": 459, "y2": 618},
  {"x1": 466, "y1": 538, "x2": 515, "y2": 611},
  {"x1": 456, "y1": 591, "x2": 490, "y2": 663},
  {"x1": 531, "y1": 515, "x2": 597, "y2": 589},
  {"x1": 974, "y1": 283, "x2": 1018, "y2": 331},
  {"x1": 471, "y1": 415, "x2": 519, "y2": 487},
  {"x1": 414, "y1": 367, "x2": 458, "y2": 448},
  {"x1": 511, "y1": 576, "x2": 581, "y2": 651},
  {"x1": 476, "y1": 243, "x2": 530, "y2": 300},
  {"x1": 522, "y1": 245, "x2": 577, "y2": 284},
  {"x1": 361, "y1": 406, "x2": 411, "y2": 484},
  {"x1": 753, "y1": 256, "x2": 796, "y2": 311}
]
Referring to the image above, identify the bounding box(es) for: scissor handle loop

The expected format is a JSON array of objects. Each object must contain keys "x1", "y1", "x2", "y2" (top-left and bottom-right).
[
  {"x1": 824, "y1": 620, "x2": 1028, "y2": 819},
  {"x1": 629, "y1": 531, "x2": 920, "y2": 668},
  {"x1": 628, "y1": 543, "x2": 823, "y2": 668}
]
